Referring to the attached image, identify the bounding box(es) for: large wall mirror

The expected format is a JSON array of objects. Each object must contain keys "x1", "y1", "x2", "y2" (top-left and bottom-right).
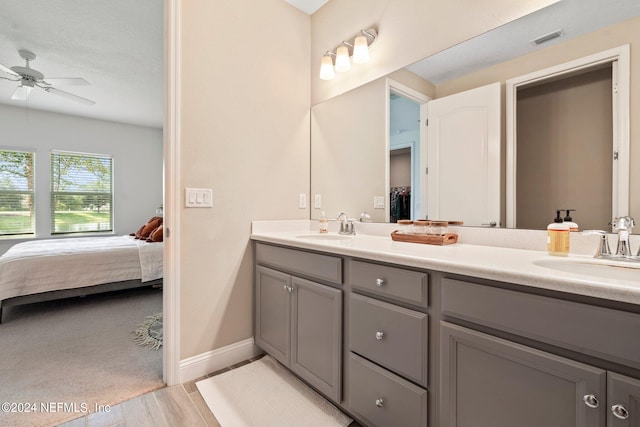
[{"x1": 311, "y1": 0, "x2": 640, "y2": 231}]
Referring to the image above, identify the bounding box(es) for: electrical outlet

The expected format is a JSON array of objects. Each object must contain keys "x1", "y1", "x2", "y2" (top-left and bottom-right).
[
  {"x1": 314, "y1": 194, "x2": 322, "y2": 209},
  {"x1": 299, "y1": 193, "x2": 307, "y2": 209}
]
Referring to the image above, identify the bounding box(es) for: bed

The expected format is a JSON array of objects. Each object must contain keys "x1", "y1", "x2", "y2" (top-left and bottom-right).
[{"x1": 0, "y1": 235, "x2": 163, "y2": 322}]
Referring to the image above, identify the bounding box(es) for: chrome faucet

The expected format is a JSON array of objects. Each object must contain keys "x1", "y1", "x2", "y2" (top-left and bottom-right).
[
  {"x1": 336, "y1": 212, "x2": 356, "y2": 235},
  {"x1": 613, "y1": 216, "x2": 635, "y2": 258},
  {"x1": 581, "y1": 230, "x2": 612, "y2": 258},
  {"x1": 583, "y1": 216, "x2": 638, "y2": 261}
]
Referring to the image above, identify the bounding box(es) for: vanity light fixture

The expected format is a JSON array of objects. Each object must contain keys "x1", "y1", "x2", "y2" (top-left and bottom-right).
[
  {"x1": 319, "y1": 28, "x2": 377, "y2": 80},
  {"x1": 334, "y1": 45, "x2": 351, "y2": 72},
  {"x1": 319, "y1": 52, "x2": 336, "y2": 80}
]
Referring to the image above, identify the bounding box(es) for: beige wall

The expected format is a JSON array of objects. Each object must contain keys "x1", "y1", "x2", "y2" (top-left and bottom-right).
[
  {"x1": 179, "y1": 0, "x2": 310, "y2": 359},
  {"x1": 310, "y1": 0, "x2": 559, "y2": 104},
  {"x1": 311, "y1": 77, "x2": 387, "y2": 222},
  {"x1": 516, "y1": 67, "x2": 613, "y2": 230},
  {"x1": 436, "y1": 15, "x2": 640, "y2": 226},
  {"x1": 175, "y1": 0, "x2": 565, "y2": 361},
  {"x1": 311, "y1": 68, "x2": 431, "y2": 222}
]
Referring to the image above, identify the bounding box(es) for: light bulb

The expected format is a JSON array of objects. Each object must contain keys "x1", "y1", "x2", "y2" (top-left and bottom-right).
[
  {"x1": 352, "y1": 35, "x2": 370, "y2": 64},
  {"x1": 334, "y1": 45, "x2": 351, "y2": 72},
  {"x1": 319, "y1": 54, "x2": 335, "y2": 80}
]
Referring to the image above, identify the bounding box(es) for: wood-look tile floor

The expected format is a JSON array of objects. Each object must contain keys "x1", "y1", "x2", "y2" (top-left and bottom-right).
[{"x1": 57, "y1": 354, "x2": 362, "y2": 427}]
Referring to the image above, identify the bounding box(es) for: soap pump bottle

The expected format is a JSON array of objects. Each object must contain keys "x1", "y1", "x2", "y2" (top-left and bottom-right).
[
  {"x1": 547, "y1": 210, "x2": 570, "y2": 256},
  {"x1": 563, "y1": 209, "x2": 579, "y2": 232},
  {"x1": 319, "y1": 211, "x2": 329, "y2": 234}
]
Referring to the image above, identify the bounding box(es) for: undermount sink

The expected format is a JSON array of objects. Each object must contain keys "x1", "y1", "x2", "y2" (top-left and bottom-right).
[
  {"x1": 533, "y1": 258, "x2": 640, "y2": 282},
  {"x1": 296, "y1": 233, "x2": 354, "y2": 241}
]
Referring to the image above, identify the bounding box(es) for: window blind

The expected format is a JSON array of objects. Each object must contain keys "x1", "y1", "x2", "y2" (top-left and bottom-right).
[
  {"x1": 0, "y1": 150, "x2": 35, "y2": 236},
  {"x1": 50, "y1": 151, "x2": 113, "y2": 234}
]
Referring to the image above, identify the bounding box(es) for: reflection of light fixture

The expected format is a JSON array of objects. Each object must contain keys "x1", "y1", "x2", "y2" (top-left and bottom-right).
[
  {"x1": 11, "y1": 79, "x2": 34, "y2": 100},
  {"x1": 319, "y1": 52, "x2": 335, "y2": 80},
  {"x1": 319, "y1": 28, "x2": 377, "y2": 81}
]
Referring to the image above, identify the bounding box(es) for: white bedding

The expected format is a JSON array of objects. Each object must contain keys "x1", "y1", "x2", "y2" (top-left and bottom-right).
[{"x1": 0, "y1": 235, "x2": 163, "y2": 303}]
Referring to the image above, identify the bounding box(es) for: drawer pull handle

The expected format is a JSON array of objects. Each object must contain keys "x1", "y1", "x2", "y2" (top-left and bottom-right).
[
  {"x1": 583, "y1": 395, "x2": 599, "y2": 409},
  {"x1": 375, "y1": 278, "x2": 385, "y2": 287},
  {"x1": 611, "y1": 404, "x2": 629, "y2": 420},
  {"x1": 375, "y1": 398, "x2": 384, "y2": 407},
  {"x1": 375, "y1": 331, "x2": 384, "y2": 340}
]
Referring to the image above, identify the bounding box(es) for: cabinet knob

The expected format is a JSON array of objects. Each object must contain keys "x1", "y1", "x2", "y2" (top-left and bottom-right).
[
  {"x1": 375, "y1": 331, "x2": 384, "y2": 340},
  {"x1": 375, "y1": 278, "x2": 385, "y2": 287},
  {"x1": 375, "y1": 398, "x2": 384, "y2": 407},
  {"x1": 611, "y1": 404, "x2": 629, "y2": 420},
  {"x1": 582, "y1": 394, "x2": 599, "y2": 409}
]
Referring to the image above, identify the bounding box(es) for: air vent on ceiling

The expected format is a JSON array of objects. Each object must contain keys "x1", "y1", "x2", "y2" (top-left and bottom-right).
[{"x1": 532, "y1": 29, "x2": 564, "y2": 45}]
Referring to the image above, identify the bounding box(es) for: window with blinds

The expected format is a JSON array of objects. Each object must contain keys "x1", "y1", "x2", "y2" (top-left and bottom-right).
[
  {"x1": 0, "y1": 149, "x2": 35, "y2": 236},
  {"x1": 50, "y1": 151, "x2": 113, "y2": 234}
]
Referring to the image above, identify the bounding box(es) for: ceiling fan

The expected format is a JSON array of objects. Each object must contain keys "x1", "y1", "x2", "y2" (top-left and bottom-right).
[{"x1": 0, "y1": 49, "x2": 95, "y2": 106}]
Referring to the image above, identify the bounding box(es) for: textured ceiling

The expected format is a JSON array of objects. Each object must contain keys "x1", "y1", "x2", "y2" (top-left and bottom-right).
[{"x1": 0, "y1": 0, "x2": 163, "y2": 128}]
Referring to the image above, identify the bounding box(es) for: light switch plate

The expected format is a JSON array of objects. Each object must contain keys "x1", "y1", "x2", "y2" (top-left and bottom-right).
[
  {"x1": 374, "y1": 196, "x2": 385, "y2": 209},
  {"x1": 314, "y1": 194, "x2": 322, "y2": 209},
  {"x1": 185, "y1": 188, "x2": 213, "y2": 208},
  {"x1": 299, "y1": 193, "x2": 307, "y2": 209}
]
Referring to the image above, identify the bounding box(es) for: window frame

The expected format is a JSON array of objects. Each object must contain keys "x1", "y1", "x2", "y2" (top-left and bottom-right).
[
  {"x1": 50, "y1": 150, "x2": 114, "y2": 235},
  {"x1": 0, "y1": 148, "x2": 36, "y2": 238}
]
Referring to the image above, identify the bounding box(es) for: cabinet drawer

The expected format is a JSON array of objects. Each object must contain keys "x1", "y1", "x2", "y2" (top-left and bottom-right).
[
  {"x1": 348, "y1": 353, "x2": 427, "y2": 427},
  {"x1": 256, "y1": 243, "x2": 342, "y2": 284},
  {"x1": 350, "y1": 293, "x2": 428, "y2": 386},
  {"x1": 441, "y1": 278, "x2": 640, "y2": 370},
  {"x1": 349, "y1": 260, "x2": 428, "y2": 307}
]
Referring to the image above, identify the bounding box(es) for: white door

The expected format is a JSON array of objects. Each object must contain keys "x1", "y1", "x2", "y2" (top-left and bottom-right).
[{"x1": 427, "y1": 82, "x2": 500, "y2": 227}]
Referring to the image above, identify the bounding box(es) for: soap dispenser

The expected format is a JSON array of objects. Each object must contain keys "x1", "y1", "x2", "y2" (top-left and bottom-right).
[
  {"x1": 319, "y1": 211, "x2": 329, "y2": 234},
  {"x1": 563, "y1": 209, "x2": 579, "y2": 232},
  {"x1": 547, "y1": 210, "x2": 569, "y2": 256}
]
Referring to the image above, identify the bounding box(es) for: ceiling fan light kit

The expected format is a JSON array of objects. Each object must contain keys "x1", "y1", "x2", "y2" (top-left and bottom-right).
[{"x1": 0, "y1": 49, "x2": 96, "y2": 106}]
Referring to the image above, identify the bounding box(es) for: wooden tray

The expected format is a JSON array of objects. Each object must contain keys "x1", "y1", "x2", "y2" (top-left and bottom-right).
[{"x1": 391, "y1": 231, "x2": 458, "y2": 245}]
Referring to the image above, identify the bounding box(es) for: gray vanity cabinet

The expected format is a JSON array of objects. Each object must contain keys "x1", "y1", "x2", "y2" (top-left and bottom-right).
[
  {"x1": 608, "y1": 373, "x2": 640, "y2": 426},
  {"x1": 254, "y1": 244, "x2": 343, "y2": 403},
  {"x1": 440, "y1": 277, "x2": 640, "y2": 427},
  {"x1": 440, "y1": 321, "x2": 606, "y2": 427},
  {"x1": 347, "y1": 260, "x2": 429, "y2": 427}
]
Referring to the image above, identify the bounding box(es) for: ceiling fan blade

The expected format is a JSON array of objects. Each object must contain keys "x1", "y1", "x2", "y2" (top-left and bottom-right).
[
  {"x1": 0, "y1": 62, "x2": 19, "y2": 77},
  {"x1": 42, "y1": 77, "x2": 90, "y2": 86},
  {"x1": 42, "y1": 86, "x2": 95, "y2": 106}
]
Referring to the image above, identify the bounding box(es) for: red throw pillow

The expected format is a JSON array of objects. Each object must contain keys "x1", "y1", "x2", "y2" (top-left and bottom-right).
[
  {"x1": 135, "y1": 216, "x2": 163, "y2": 239},
  {"x1": 146, "y1": 224, "x2": 164, "y2": 242}
]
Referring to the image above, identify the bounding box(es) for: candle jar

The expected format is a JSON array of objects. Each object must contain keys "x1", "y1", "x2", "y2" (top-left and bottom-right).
[
  {"x1": 397, "y1": 220, "x2": 413, "y2": 234},
  {"x1": 413, "y1": 220, "x2": 430, "y2": 234},
  {"x1": 430, "y1": 220, "x2": 448, "y2": 235}
]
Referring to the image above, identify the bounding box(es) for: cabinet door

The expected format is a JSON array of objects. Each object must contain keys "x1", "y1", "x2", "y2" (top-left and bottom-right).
[
  {"x1": 255, "y1": 266, "x2": 291, "y2": 366},
  {"x1": 608, "y1": 372, "x2": 640, "y2": 426},
  {"x1": 440, "y1": 322, "x2": 606, "y2": 427},
  {"x1": 290, "y1": 276, "x2": 342, "y2": 403}
]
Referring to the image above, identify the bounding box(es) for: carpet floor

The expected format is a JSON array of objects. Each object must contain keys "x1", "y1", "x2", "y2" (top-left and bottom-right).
[
  {"x1": 0, "y1": 286, "x2": 164, "y2": 427},
  {"x1": 196, "y1": 355, "x2": 352, "y2": 427}
]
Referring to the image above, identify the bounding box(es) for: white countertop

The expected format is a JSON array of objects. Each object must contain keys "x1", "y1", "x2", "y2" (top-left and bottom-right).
[{"x1": 251, "y1": 220, "x2": 640, "y2": 305}]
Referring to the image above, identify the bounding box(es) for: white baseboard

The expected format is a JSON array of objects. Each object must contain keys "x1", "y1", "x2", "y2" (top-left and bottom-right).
[{"x1": 179, "y1": 337, "x2": 262, "y2": 383}]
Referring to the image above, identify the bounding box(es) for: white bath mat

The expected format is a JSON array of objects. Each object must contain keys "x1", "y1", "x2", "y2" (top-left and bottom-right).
[{"x1": 196, "y1": 355, "x2": 352, "y2": 427}]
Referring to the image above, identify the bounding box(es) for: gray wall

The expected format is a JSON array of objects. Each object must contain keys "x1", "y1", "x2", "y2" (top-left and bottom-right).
[{"x1": 0, "y1": 104, "x2": 163, "y2": 255}]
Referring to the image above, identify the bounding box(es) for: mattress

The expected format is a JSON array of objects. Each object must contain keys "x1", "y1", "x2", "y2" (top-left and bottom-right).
[{"x1": 0, "y1": 235, "x2": 163, "y2": 303}]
